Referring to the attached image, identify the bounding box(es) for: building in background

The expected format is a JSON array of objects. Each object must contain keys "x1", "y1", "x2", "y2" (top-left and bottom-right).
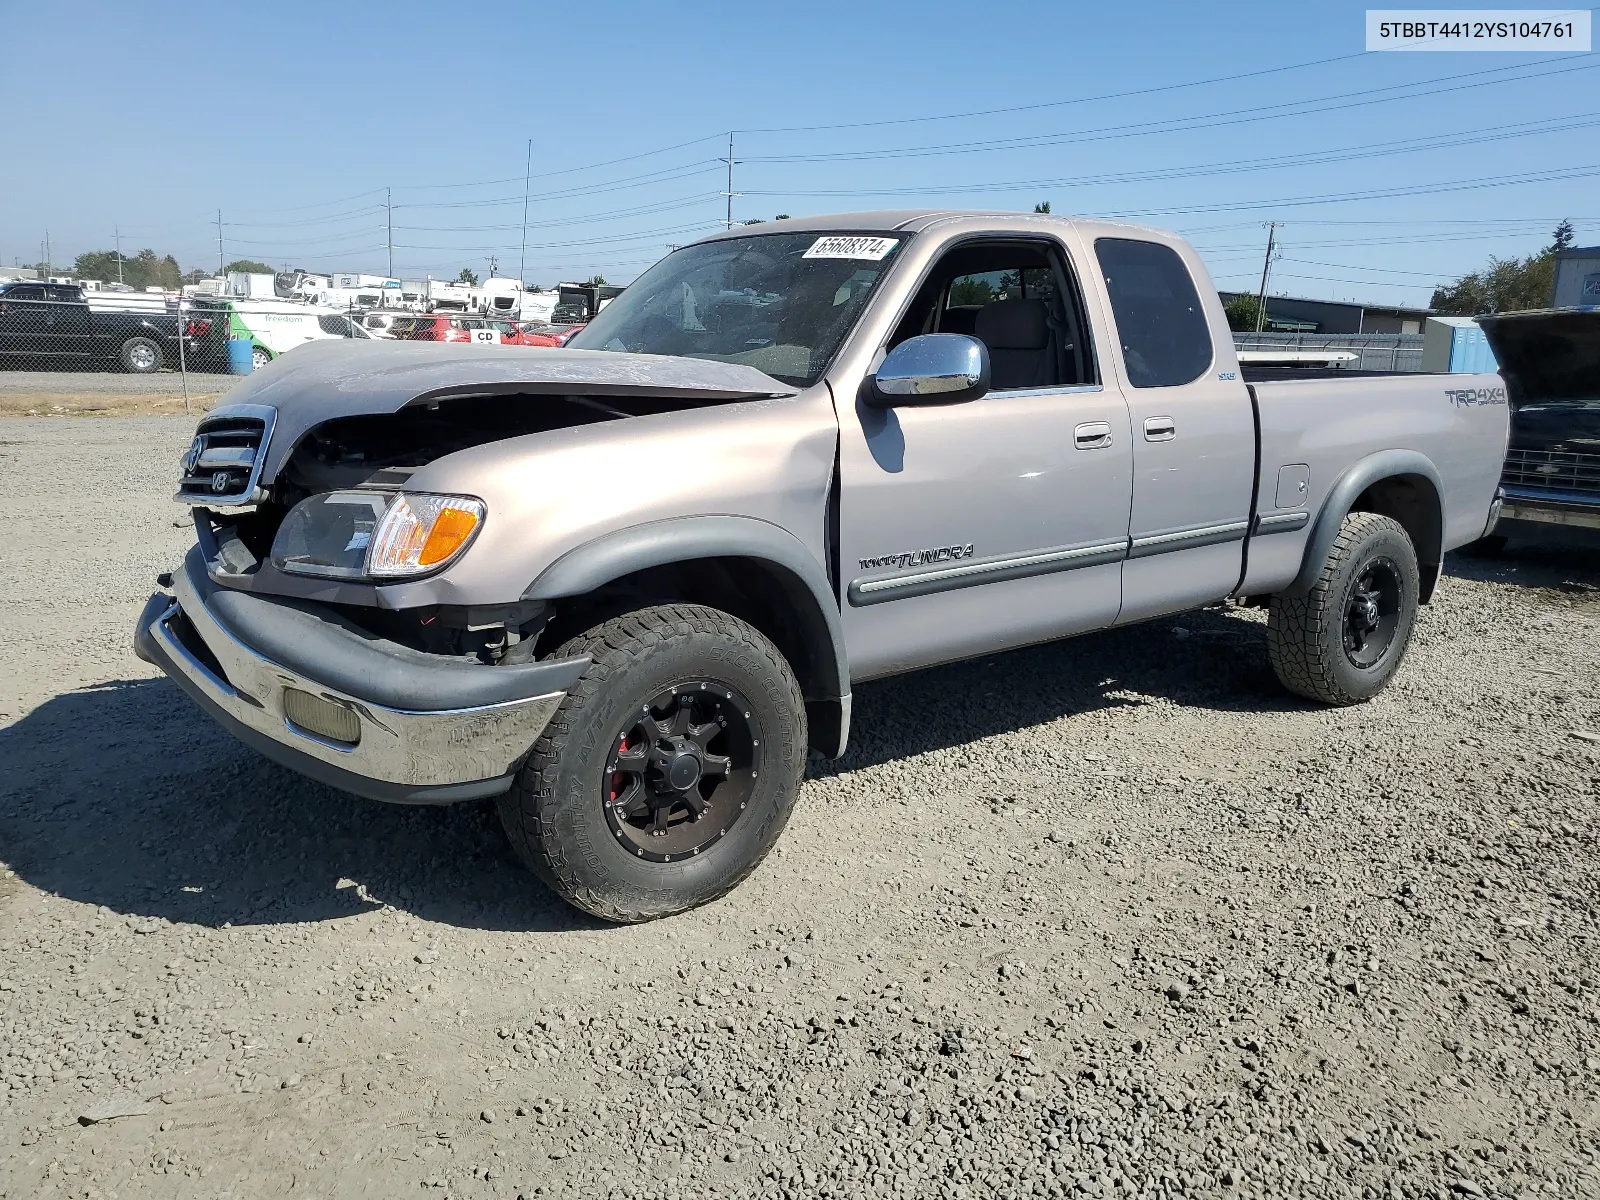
[
  {"x1": 1219, "y1": 291, "x2": 1431, "y2": 334},
  {"x1": 1552, "y1": 246, "x2": 1600, "y2": 308}
]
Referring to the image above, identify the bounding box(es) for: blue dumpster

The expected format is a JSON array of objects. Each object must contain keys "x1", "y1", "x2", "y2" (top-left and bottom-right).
[{"x1": 227, "y1": 338, "x2": 255, "y2": 375}]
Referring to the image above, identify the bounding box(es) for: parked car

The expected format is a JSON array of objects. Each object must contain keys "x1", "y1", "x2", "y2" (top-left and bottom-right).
[
  {"x1": 136, "y1": 211, "x2": 1507, "y2": 923},
  {"x1": 516, "y1": 321, "x2": 583, "y2": 347},
  {"x1": 357, "y1": 311, "x2": 414, "y2": 339},
  {"x1": 0, "y1": 281, "x2": 209, "y2": 373},
  {"x1": 1479, "y1": 307, "x2": 1600, "y2": 533},
  {"x1": 389, "y1": 314, "x2": 544, "y2": 345}
]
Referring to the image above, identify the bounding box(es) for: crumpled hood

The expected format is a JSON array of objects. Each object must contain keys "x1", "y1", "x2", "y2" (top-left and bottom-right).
[{"x1": 205, "y1": 339, "x2": 799, "y2": 484}]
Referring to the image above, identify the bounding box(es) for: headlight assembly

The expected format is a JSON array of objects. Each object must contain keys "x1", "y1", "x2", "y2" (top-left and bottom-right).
[{"x1": 270, "y1": 491, "x2": 485, "y2": 580}]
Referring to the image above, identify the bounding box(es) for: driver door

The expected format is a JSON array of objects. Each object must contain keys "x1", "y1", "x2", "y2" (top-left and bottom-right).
[{"x1": 836, "y1": 236, "x2": 1134, "y2": 681}]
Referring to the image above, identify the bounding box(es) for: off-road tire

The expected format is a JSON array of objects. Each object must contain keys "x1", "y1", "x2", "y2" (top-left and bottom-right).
[
  {"x1": 1267, "y1": 512, "x2": 1420, "y2": 706},
  {"x1": 119, "y1": 336, "x2": 162, "y2": 374},
  {"x1": 497, "y1": 604, "x2": 807, "y2": 923}
]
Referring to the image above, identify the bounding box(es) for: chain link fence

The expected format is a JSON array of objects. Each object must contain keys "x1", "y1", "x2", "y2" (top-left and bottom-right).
[
  {"x1": 1232, "y1": 331, "x2": 1426, "y2": 373},
  {"x1": 0, "y1": 273, "x2": 600, "y2": 416}
]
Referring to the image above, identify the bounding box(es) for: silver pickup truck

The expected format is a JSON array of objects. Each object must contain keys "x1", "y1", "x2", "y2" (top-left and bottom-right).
[{"x1": 135, "y1": 211, "x2": 1508, "y2": 921}]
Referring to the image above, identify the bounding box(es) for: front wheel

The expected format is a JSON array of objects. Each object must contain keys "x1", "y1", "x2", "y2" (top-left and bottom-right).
[
  {"x1": 1267, "y1": 511, "x2": 1420, "y2": 706},
  {"x1": 250, "y1": 345, "x2": 271, "y2": 371},
  {"x1": 497, "y1": 604, "x2": 807, "y2": 922}
]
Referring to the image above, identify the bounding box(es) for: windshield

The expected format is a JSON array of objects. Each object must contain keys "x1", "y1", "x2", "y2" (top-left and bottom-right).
[{"x1": 566, "y1": 231, "x2": 904, "y2": 386}]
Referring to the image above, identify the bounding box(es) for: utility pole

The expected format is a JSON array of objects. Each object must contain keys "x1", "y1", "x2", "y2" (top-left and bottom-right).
[
  {"x1": 1253, "y1": 221, "x2": 1281, "y2": 334},
  {"x1": 723, "y1": 132, "x2": 736, "y2": 229},
  {"x1": 519, "y1": 138, "x2": 532, "y2": 286},
  {"x1": 386, "y1": 187, "x2": 394, "y2": 279},
  {"x1": 115, "y1": 225, "x2": 124, "y2": 284},
  {"x1": 43, "y1": 230, "x2": 51, "y2": 278},
  {"x1": 217, "y1": 209, "x2": 224, "y2": 276}
]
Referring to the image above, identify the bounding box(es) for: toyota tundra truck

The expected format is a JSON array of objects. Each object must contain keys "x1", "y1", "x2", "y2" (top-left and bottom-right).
[{"x1": 134, "y1": 211, "x2": 1509, "y2": 922}]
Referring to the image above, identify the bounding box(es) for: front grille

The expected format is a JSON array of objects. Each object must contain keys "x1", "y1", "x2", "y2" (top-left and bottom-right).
[
  {"x1": 177, "y1": 407, "x2": 273, "y2": 505},
  {"x1": 1502, "y1": 447, "x2": 1600, "y2": 498}
]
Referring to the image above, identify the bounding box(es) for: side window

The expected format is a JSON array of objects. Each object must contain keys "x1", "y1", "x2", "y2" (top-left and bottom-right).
[
  {"x1": 888, "y1": 240, "x2": 1096, "y2": 391},
  {"x1": 316, "y1": 314, "x2": 351, "y2": 336},
  {"x1": 1093, "y1": 238, "x2": 1212, "y2": 388}
]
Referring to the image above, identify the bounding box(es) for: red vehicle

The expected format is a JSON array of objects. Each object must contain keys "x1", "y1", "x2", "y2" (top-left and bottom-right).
[
  {"x1": 389, "y1": 314, "x2": 550, "y2": 346},
  {"x1": 516, "y1": 321, "x2": 585, "y2": 347}
]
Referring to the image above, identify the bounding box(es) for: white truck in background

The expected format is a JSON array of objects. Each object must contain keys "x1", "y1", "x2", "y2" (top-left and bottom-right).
[{"x1": 426, "y1": 278, "x2": 478, "y2": 312}]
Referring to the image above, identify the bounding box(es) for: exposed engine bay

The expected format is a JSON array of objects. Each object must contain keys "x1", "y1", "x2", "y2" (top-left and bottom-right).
[{"x1": 195, "y1": 389, "x2": 729, "y2": 666}]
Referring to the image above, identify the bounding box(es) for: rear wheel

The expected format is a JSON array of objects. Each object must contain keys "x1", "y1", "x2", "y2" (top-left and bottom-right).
[
  {"x1": 250, "y1": 345, "x2": 271, "y2": 371},
  {"x1": 120, "y1": 336, "x2": 162, "y2": 373},
  {"x1": 497, "y1": 604, "x2": 806, "y2": 922},
  {"x1": 1267, "y1": 512, "x2": 1420, "y2": 706}
]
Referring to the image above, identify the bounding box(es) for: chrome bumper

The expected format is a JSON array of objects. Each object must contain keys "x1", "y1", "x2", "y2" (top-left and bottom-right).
[
  {"x1": 1502, "y1": 500, "x2": 1600, "y2": 531},
  {"x1": 136, "y1": 562, "x2": 567, "y2": 802}
]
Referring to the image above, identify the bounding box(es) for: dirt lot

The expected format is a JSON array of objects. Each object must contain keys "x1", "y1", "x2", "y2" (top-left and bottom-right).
[
  {"x1": 0, "y1": 369, "x2": 230, "y2": 417},
  {"x1": 1, "y1": 415, "x2": 1597, "y2": 1200}
]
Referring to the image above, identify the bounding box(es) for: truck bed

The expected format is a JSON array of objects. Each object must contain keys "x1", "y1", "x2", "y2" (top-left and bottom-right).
[{"x1": 1239, "y1": 370, "x2": 1509, "y2": 596}]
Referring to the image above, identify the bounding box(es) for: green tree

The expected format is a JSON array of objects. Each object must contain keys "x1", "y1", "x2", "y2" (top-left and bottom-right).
[
  {"x1": 1222, "y1": 294, "x2": 1263, "y2": 332},
  {"x1": 1430, "y1": 220, "x2": 1575, "y2": 314},
  {"x1": 223, "y1": 258, "x2": 274, "y2": 275},
  {"x1": 1033, "y1": 201, "x2": 1051, "y2": 214},
  {"x1": 948, "y1": 277, "x2": 994, "y2": 307},
  {"x1": 72, "y1": 248, "x2": 183, "y2": 289},
  {"x1": 585, "y1": 274, "x2": 608, "y2": 287},
  {"x1": 456, "y1": 267, "x2": 480, "y2": 286},
  {"x1": 774, "y1": 214, "x2": 790, "y2": 220}
]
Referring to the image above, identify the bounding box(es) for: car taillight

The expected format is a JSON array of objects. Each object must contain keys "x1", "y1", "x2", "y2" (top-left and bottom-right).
[{"x1": 185, "y1": 318, "x2": 212, "y2": 337}]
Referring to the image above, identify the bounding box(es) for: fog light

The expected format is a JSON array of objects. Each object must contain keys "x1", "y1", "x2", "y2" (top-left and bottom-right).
[{"x1": 283, "y1": 688, "x2": 361, "y2": 746}]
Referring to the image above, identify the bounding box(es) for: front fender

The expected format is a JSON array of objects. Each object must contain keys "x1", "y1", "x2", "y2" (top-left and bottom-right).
[{"x1": 524, "y1": 514, "x2": 851, "y2": 753}]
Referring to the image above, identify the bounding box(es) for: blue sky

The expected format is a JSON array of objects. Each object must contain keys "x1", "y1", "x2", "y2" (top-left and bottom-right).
[{"x1": 0, "y1": 1, "x2": 1593, "y2": 305}]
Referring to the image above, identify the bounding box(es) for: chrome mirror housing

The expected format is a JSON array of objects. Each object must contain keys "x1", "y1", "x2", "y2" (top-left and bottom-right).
[{"x1": 865, "y1": 333, "x2": 990, "y2": 407}]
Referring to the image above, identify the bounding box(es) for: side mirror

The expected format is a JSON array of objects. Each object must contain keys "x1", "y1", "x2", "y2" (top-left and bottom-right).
[{"x1": 864, "y1": 333, "x2": 989, "y2": 408}]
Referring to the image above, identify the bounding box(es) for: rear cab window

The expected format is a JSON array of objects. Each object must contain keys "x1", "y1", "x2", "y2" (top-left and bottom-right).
[{"x1": 1093, "y1": 238, "x2": 1213, "y2": 388}]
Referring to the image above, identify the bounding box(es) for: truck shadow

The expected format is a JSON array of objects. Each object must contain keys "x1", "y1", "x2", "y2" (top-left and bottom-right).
[
  {"x1": 0, "y1": 605, "x2": 1291, "y2": 931},
  {"x1": 0, "y1": 679, "x2": 595, "y2": 935},
  {"x1": 819, "y1": 602, "x2": 1302, "y2": 777},
  {"x1": 1442, "y1": 527, "x2": 1600, "y2": 600}
]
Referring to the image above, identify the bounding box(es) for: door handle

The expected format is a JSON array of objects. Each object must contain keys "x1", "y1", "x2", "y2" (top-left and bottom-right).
[
  {"x1": 1074, "y1": 422, "x2": 1113, "y2": 450},
  {"x1": 1143, "y1": 416, "x2": 1176, "y2": 441}
]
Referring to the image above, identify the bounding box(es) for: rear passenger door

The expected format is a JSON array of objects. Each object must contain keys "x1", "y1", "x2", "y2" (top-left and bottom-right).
[
  {"x1": 46, "y1": 287, "x2": 93, "y2": 356},
  {"x1": 1092, "y1": 237, "x2": 1256, "y2": 624}
]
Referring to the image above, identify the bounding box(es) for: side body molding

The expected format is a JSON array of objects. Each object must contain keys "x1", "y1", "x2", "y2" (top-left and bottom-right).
[
  {"x1": 1282, "y1": 448, "x2": 1445, "y2": 601},
  {"x1": 522, "y1": 515, "x2": 852, "y2": 755}
]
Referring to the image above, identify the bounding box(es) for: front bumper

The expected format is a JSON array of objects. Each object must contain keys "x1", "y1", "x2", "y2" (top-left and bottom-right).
[
  {"x1": 1500, "y1": 485, "x2": 1600, "y2": 531},
  {"x1": 135, "y1": 548, "x2": 586, "y2": 804}
]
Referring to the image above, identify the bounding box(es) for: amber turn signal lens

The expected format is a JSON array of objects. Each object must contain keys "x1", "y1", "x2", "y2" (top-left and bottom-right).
[
  {"x1": 419, "y1": 506, "x2": 480, "y2": 566},
  {"x1": 366, "y1": 492, "x2": 486, "y2": 577}
]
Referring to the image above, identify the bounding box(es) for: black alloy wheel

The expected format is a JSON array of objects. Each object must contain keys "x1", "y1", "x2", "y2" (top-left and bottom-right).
[
  {"x1": 1266, "y1": 511, "x2": 1421, "y2": 706},
  {"x1": 604, "y1": 682, "x2": 760, "y2": 862},
  {"x1": 1342, "y1": 556, "x2": 1402, "y2": 669}
]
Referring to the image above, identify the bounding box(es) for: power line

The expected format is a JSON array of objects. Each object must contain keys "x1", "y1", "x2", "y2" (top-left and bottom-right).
[
  {"x1": 742, "y1": 111, "x2": 1600, "y2": 201},
  {"x1": 742, "y1": 58, "x2": 1599, "y2": 166},
  {"x1": 732, "y1": 51, "x2": 1370, "y2": 134}
]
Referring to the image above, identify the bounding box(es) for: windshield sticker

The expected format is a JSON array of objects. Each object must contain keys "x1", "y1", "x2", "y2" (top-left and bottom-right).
[{"x1": 803, "y1": 236, "x2": 899, "y2": 261}]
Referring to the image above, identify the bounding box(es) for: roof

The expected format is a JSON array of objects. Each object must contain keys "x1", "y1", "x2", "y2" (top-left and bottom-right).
[{"x1": 693, "y1": 209, "x2": 1174, "y2": 245}]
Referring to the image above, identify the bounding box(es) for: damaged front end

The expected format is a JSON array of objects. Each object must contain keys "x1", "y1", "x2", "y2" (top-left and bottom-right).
[{"x1": 137, "y1": 340, "x2": 800, "y2": 801}]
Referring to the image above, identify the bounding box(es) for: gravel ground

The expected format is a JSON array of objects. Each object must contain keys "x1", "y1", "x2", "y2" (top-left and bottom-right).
[
  {"x1": 0, "y1": 370, "x2": 229, "y2": 416},
  {"x1": 1, "y1": 416, "x2": 1597, "y2": 1200}
]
